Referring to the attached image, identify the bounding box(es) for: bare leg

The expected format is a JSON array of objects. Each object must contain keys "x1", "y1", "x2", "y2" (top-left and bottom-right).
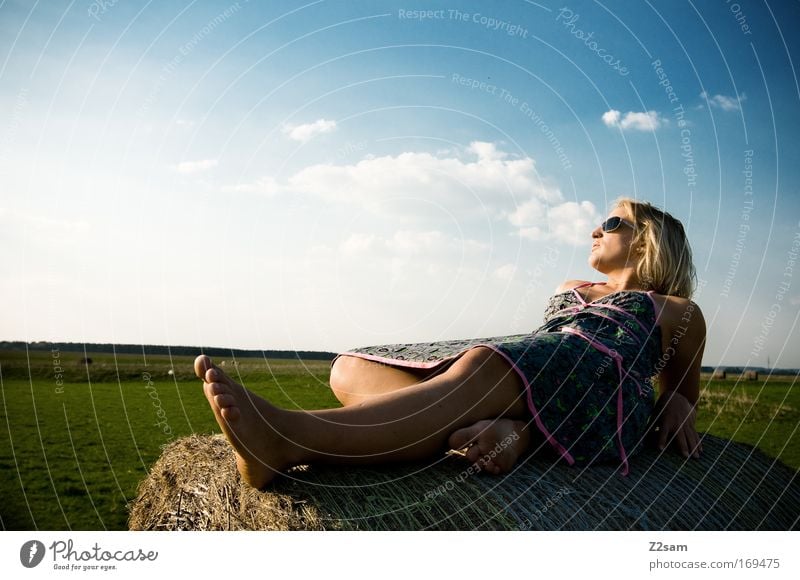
[
  {"x1": 329, "y1": 356, "x2": 532, "y2": 474},
  {"x1": 329, "y1": 354, "x2": 454, "y2": 406},
  {"x1": 194, "y1": 347, "x2": 528, "y2": 489},
  {"x1": 331, "y1": 355, "x2": 532, "y2": 475}
]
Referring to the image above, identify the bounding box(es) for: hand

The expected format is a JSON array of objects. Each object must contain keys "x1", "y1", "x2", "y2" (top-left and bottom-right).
[{"x1": 650, "y1": 390, "x2": 703, "y2": 459}]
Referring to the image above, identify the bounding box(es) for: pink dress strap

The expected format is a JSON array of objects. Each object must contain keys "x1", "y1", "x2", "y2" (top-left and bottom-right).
[
  {"x1": 573, "y1": 281, "x2": 594, "y2": 289},
  {"x1": 572, "y1": 281, "x2": 604, "y2": 290},
  {"x1": 571, "y1": 281, "x2": 605, "y2": 304},
  {"x1": 560, "y1": 326, "x2": 644, "y2": 477},
  {"x1": 555, "y1": 281, "x2": 656, "y2": 476}
]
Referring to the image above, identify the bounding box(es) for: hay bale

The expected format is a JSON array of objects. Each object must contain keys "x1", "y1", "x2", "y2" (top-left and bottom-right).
[
  {"x1": 128, "y1": 433, "x2": 799, "y2": 531},
  {"x1": 712, "y1": 369, "x2": 727, "y2": 379}
]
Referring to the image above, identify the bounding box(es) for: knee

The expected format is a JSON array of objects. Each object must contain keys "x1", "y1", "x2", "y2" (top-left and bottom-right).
[
  {"x1": 450, "y1": 346, "x2": 505, "y2": 380},
  {"x1": 329, "y1": 355, "x2": 368, "y2": 394},
  {"x1": 458, "y1": 346, "x2": 496, "y2": 365}
]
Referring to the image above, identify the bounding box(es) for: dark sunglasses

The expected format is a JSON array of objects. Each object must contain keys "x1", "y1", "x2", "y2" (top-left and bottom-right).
[{"x1": 601, "y1": 216, "x2": 635, "y2": 232}]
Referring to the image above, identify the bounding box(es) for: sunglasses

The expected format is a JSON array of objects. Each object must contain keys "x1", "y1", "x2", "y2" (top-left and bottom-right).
[{"x1": 601, "y1": 216, "x2": 635, "y2": 232}]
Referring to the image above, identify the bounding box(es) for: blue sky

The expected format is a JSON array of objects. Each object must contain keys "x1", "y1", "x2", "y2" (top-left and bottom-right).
[{"x1": 1, "y1": 0, "x2": 798, "y2": 368}]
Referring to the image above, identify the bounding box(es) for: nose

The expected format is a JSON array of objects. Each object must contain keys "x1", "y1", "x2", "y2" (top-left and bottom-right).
[{"x1": 591, "y1": 225, "x2": 603, "y2": 238}]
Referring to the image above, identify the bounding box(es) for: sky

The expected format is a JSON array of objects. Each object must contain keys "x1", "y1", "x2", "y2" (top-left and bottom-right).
[{"x1": 1, "y1": 0, "x2": 798, "y2": 368}]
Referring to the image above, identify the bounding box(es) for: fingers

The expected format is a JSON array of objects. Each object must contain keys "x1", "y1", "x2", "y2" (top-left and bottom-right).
[
  {"x1": 690, "y1": 429, "x2": 703, "y2": 459},
  {"x1": 676, "y1": 420, "x2": 702, "y2": 459},
  {"x1": 659, "y1": 422, "x2": 703, "y2": 460},
  {"x1": 677, "y1": 429, "x2": 690, "y2": 458},
  {"x1": 657, "y1": 423, "x2": 669, "y2": 451},
  {"x1": 653, "y1": 391, "x2": 704, "y2": 460}
]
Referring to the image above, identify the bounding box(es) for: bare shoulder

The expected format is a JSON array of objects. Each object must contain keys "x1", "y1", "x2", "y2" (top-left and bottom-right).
[
  {"x1": 554, "y1": 279, "x2": 591, "y2": 294},
  {"x1": 651, "y1": 293, "x2": 706, "y2": 335},
  {"x1": 654, "y1": 293, "x2": 706, "y2": 401}
]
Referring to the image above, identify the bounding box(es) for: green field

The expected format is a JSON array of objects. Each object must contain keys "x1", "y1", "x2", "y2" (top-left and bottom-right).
[{"x1": 1, "y1": 349, "x2": 797, "y2": 530}]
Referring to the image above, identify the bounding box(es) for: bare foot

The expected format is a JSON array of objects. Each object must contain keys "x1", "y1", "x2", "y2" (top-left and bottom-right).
[
  {"x1": 194, "y1": 355, "x2": 298, "y2": 489},
  {"x1": 447, "y1": 418, "x2": 530, "y2": 475}
]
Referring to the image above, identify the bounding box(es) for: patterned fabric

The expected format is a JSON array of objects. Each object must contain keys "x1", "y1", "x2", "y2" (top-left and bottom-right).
[{"x1": 332, "y1": 283, "x2": 663, "y2": 474}]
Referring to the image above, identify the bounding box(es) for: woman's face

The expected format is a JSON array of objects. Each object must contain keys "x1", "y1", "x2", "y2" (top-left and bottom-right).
[{"x1": 588, "y1": 207, "x2": 639, "y2": 273}]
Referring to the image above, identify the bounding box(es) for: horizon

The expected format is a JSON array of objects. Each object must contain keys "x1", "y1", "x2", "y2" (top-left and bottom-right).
[
  {"x1": 1, "y1": 1, "x2": 799, "y2": 368},
  {"x1": 2, "y1": 339, "x2": 798, "y2": 373}
]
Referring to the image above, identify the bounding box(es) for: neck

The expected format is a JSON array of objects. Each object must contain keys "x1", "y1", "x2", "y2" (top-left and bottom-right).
[{"x1": 602, "y1": 269, "x2": 643, "y2": 291}]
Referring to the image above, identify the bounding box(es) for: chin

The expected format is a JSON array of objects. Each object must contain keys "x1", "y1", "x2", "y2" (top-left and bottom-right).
[{"x1": 588, "y1": 255, "x2": 607, "y2": 274}]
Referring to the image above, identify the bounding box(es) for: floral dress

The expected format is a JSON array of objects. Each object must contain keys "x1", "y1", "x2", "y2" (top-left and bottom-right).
[{"x1": 331, "y1": 282, "x2": 663, "y2": 475}]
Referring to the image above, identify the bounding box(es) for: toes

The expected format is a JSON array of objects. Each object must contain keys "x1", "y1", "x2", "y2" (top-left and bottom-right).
[
  {"x1": 466, "y1": 444, "x2": 482, "y2": 463},
  {"x1": 214, "y1": 393, "x2": 236, "y2": 408},
  {"x1": 448, "y1": 422, "x2": 485, "y2": 451},
  {"x1": 204, "y1": 382, "x2": 227, "y2": 397},
  {"x1": 194, "y1": 355, "x2": 213, "y2": 379},
  {"x1": 483, "y1": 460, "x2": 501, "y2": 475},
  {"x1": 205, "y1": 367, "x2": 231, "y2": 385},
  {"x1": 220, "y1": 406, "x2": 241, "y2": 422},
  {"x1": 493, "y1": 455, "x2": 513, "y2": 474}
]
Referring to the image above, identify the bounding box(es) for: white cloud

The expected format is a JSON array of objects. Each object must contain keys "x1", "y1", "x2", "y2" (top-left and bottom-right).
[
  {"x1": 227, "y1": 142, "x2": 597, "y2": 246},
  {"x1": 602, "y1": 109, "x2": 664, "y2": 131},
  {"x1": 283, "y1": 141, "x2": 562, "y2": 209},
  {"x1": 282, "y1": 118, "x2": 337, "y2": 142},
  {"x1": 468, "y1": 141, "x2": 507, "y2": 161},
  {"x1": 514, "y1": 199, "x2": 600, "y2": 246},
  {"x1": 0, "y1": 207, "x2": 90, "y2": 249},
  {"x1": 601, "y1": 109, "x2": 621, "y2": 127},
  {"x1": 508, "y1": 197, "x2": 546, "y2": 227},
  {"x1": 175, "y1": 158, "x2": 218, "y2": 174},
  {"x1": 0, "y1": 207, "x2": 89, "y2": 234},
  {"x1": 493, "y1": 263, "x2": 517, "y2": 281},
  {"x1": 509, "y1": 198, "x2": 547, "y2": 240},
  {"x1": 335, "y1": 228, "x2": 490, "y2": 295},
  {"x1": 700, "y1": 91, "x2": 746, "y2": 112},
  {"x1": 340, "y1": 233, "x2": 376, "y2": 256},
  {"x1": 546, "y1": 201, "x2": 601, "y2": 246},
  {"x1": 222, "y1": 176, "x2": 280, "y2": 196},
  {"x1": 340, "y1": 229, "x2": 487, "y2": 260}
]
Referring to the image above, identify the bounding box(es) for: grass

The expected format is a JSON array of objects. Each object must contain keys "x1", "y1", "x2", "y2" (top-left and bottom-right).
[
  {"x1": 0, "y1": 349, "x2": 797, "y2": 530},
  {"x1": 0, "y1": 349, "x2": 338, "y2": 530},
  {"x1": 695, "y1": 377, "x2": 799, "y2": 468}
]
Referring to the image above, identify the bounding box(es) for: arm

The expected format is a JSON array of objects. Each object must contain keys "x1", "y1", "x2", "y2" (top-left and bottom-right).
[{"x1": 652, "y1": 299, "x2": 706, "y2": 458}]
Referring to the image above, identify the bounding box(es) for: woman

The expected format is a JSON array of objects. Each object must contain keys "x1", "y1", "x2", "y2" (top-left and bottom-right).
[{"x1": 194, "y1": 198, "x2": 705, "y2": 489}]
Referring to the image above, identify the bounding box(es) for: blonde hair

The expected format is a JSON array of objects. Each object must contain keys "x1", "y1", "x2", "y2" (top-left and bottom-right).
[{"x1": 614, "y1": 198, "x2": 696, "y2": 298}]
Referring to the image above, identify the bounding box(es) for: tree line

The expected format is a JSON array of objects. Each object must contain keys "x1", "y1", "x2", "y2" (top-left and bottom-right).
[{"x1": 0, "y1": 341, "x2": 337, "y2": 361}]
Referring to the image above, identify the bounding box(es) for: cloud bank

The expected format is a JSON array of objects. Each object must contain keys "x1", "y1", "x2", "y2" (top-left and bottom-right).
[{"x1": 226, "y1": 142, "x2": 600, "y2": 246}]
